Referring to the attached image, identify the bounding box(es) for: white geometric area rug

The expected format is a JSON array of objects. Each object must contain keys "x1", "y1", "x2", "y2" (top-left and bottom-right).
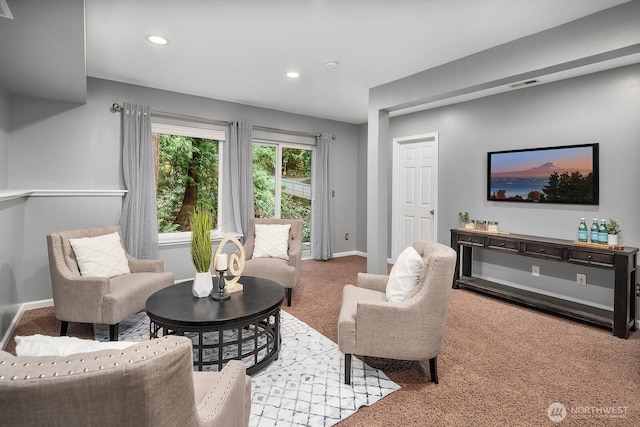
[{"x1": 95, "y1": 311, "x2": 400, "y2": 427}]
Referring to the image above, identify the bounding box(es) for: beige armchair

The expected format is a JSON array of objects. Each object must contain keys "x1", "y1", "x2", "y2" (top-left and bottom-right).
[
  {"x1": 240, "y1": 218, "x2": 303, "y2": 306},
  {"x1": 47, "y1": 226, "x2": 174, "y2": 341},
  {"x1": 338, "y1": 240, "x2": 457, "y2": 385},
  {"x1": 0, "y1": 335, "x2": 251, "y2": 427}
]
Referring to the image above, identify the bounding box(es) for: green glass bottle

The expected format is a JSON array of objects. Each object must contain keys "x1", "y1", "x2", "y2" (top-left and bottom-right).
[
  {"x1": 590, "y1": 218, "x2": 599, "y2": 244},
  {"x1": 578, "y1": 218, "x2": 588, "y2": 242},
  {"x1": 598, "y1": 219, "x2": 608, "y2": 245}
]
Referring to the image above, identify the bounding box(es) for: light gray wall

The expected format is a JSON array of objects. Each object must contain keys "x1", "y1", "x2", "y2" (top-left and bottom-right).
[
  {"x1": 0, "y1": 89, "x2": 20, "y2": 339},
  {"x1": 356, "y1": 123, "x2": 368, "y2": 253},
  {"x1": 388, "y1": 65, "x2": 640, "y2": 309},
  {"x1": 0, "y1": 197, "x2": 24, "y2": 339},
  {"x1": 0, "y1": 89, "x2": 8, "y2": 188},
  {"x1": 9, "y1": 94, "x2": 121, "y2": 189},
  {"x1": 3, "y1": 78, "x2": 360, "y2": 312},
  {"x1": 365, "y1": 1, "x2": 640, "y2": 274},
  {"x1": 332, "y1": 129, "x2": 359, "y2": 253},
  {"x1": 0, "y1": 0, "x2": 86, "y2": 104},
  {"x1": 21, "y1": 195, "x2": 123, "y2": 302}
]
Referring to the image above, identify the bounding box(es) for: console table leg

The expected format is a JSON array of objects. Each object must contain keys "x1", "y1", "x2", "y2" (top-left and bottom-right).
[
  {"x1": 613, "y1": 253, "x2": 632, "y2": 339},
  {"x1": 461, "y1": 246, "x2": 472, "y2": 278}
]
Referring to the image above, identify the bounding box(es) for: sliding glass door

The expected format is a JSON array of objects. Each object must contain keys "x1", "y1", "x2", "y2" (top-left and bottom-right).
[{"x1": 253, "y1": 143, "x2": 312, "y2": 256}]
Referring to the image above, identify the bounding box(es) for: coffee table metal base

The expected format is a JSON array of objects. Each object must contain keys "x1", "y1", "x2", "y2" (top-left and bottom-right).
[{"x1": 149, "y1": 308, "x2": 280, "y2": 374}]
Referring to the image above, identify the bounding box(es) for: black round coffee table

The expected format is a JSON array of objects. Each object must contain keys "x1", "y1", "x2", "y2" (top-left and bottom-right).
[{"x1": 145, "y1": 276, "x2": 284, "y2": 374}]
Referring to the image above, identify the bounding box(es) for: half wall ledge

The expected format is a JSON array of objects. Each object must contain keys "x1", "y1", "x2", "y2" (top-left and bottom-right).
[{"x1": 0, "y1": 189, "x2": 128, "y2": 203}]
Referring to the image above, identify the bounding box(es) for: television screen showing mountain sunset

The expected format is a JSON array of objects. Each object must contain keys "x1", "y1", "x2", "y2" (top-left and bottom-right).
[{"x1": 489, "y1": 146, "x2": 594, "y2": 203}]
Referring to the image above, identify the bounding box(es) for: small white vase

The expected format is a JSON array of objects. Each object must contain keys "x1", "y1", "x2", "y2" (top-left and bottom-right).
[
  {"x1": 607, "y1": 234, "x2": 619, "y2": 245},
  {"x1": 192, "y1": 271, "x2": 213, "y2": 298}
]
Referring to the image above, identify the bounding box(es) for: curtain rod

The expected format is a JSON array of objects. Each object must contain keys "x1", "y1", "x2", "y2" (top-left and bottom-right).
[
  {"x1": 252, "y1": 125, "x2": 320, "y2": 138},
  {"x1": 111, "y1": 103, "x2": 229, "y2": 126},
  {"x1": 110, "y1": 103, "x2": 321, "y2": 138}
]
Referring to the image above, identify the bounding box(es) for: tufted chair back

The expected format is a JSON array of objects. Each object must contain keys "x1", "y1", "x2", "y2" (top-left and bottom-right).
[{"x1": 0, "y1": 335, "x2": 251, "y2": 427}]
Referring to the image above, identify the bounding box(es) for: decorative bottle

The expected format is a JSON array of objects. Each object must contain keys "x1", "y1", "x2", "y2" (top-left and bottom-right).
[
  {"x1": 590, "y1": 218, "x2": 599, "y2": 244},
  {"x1": 578, "y1": 218, "x2": 588, "y2": 242},
  {"x1": 598, "y1": 219, "x2": 608, "y2": 245}
]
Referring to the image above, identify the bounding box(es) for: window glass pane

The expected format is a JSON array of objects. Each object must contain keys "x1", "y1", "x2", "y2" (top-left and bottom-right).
[
  {"x1": 155, "y1": 133, "x2": 219, "y2": 232},
  {"x1": 281, "y1": 147, "x2": 312, "y2": 249},
  {"x1": 253, "y1": 144, "x2": 277, "y2": 218},
  {"x1": 252, "y1": 142, "x2": 312, "y2": 257}
]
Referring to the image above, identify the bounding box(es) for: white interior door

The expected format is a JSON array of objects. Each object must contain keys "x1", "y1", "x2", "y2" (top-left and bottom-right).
[{"x1": 392, "y1": 133, "x2": 438, "y2": 262}]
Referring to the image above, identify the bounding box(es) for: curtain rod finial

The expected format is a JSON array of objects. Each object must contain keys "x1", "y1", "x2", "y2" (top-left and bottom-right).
[{"x1": 111, "y1": 103, "x2": 122, "y2": 113}]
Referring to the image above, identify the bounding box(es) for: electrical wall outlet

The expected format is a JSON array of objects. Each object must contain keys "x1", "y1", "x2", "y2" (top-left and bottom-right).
[
  {"x1": 345, "y1": 233, "x2": 349, "y2": 240},
  {"x1": 577, "y1": 273, "x2": 587, "y2": 286},
  {"x1": 532, "y1": 265, "x2": 540, "y2": 277}
]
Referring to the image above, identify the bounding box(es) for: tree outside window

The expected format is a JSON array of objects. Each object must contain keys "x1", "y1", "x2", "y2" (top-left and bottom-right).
[{"x1": 154, "y1": 130, "x2": 220, "y2": 233}]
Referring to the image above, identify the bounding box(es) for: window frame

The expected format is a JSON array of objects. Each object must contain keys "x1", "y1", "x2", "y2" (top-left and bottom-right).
[{"x1": 152, "y1": 122, "x2": 226, "y2": 246}]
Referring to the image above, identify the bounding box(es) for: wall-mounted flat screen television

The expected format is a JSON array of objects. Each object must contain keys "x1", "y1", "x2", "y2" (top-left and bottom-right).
[{"x1": 487, "y1": 143, "x2": 599, "y2": 205}]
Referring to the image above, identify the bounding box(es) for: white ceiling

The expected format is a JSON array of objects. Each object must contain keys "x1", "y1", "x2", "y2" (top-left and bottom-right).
[
  {"x1": 2, "y1": 1, "x2": 633, "y2": 124},
  {"x1": 84, "y1": 0, "x2": 633, "y2": 124}
]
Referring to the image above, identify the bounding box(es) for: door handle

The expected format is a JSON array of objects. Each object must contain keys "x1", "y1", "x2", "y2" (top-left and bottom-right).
[{"x1": 430, "y1": 210, "x2": 435, "y2": 215}]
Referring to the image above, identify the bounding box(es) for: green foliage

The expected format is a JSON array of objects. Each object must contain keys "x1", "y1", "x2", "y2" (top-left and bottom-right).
[
  {"x1": 253, "y1": 145, "x2": 276, "y2": 218},
  {"x1": 253, "y1": 145, "x2": 276, "y2": 176},
  {"x1": 458, "y1": 211, "x2": 469, "y2": 222},
  {"x1": 606, "y1": 218, "x2": 621, "y2": 234},
  {"x1": 281, "y1": 148, "x2": 311, "y2": 242},
  {"x1": 543, "y1": 171, "x2": 593, "y2": 203},
  {"x1": 157, "y1": 134, "x2": 219, "y2": 232},
  {"x1": 282, "y1": 192, "x2": 311, "y2": 241},
  {"x1": 282, "y1": 148, "x2": 312, "y2": 178},
  {"x1": 252, "y1": 145, "x2": 311, "y2": 242},
  {"x1": 189, "y1": 207, "x2": 213, "y2": 272}
]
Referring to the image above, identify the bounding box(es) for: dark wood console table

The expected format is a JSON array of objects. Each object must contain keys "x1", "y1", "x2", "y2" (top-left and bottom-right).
[{"x1": 450, "y1": 229, "x2": 638, "y2": 338}]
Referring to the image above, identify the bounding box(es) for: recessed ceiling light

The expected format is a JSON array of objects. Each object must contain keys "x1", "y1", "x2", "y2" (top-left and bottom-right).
[
  {"x1": 286, "y1": 71, "x2": 300, "y2": 78},
  {"x1": 147, "y1": 35, "x2": 168, "y2": 45}
]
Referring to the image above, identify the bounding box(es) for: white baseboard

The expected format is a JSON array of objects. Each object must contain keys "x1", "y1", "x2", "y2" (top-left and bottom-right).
[
  {"x1": 331, "y1": 250, "x2": 391, "y2": 264},
  {"x1": 1, "y1": 299, "x2": 54, "y2": 351},
  {"x1": 332, "y1": 250, "x2": 366, "y2": 258}
]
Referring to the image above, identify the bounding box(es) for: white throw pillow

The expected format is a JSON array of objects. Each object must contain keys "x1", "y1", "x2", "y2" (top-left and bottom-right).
[
  {"x1": 386, "y1": 246, "x2": 424, "y2": 302},
  {"x1": 252, "y1": 224, "x2": 291, "y2": 260},
  {"x1": 15, "y1": 334, "x2": 136, "y2": 357},
  {"x1": 69, "y1": 232, "x2": 131, "y2": 278}
]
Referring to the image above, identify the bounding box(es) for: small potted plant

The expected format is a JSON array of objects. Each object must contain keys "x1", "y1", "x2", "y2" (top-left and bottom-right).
[
  {"x1": 189, "y1": 207, "x2": 214, "y2": 297},
  {"x1": 458, "y1": 211, "x2": 473, "y2": 229},
  {"x1": 606, "y1": 218, "x2": 621, "y2": 245}
]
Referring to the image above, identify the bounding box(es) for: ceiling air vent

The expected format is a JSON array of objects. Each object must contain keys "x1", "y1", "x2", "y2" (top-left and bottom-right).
[
  {"x1": 510, "y1": 79, "x2": 539, "y2": 89},
  {"x1": 0, "y1": 0, "x2": 14, "y2": 20}
]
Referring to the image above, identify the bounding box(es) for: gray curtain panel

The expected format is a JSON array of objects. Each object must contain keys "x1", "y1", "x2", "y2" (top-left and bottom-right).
[
  {"x1": 228, "y1": 121, "x2": 255, "y2": 236},
  {"x1": 311, "y1": 133, "x2": 332, "y2": 260},
  {"x1": 118, "y1": 102, "x2": 159, "y2": 259}
]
